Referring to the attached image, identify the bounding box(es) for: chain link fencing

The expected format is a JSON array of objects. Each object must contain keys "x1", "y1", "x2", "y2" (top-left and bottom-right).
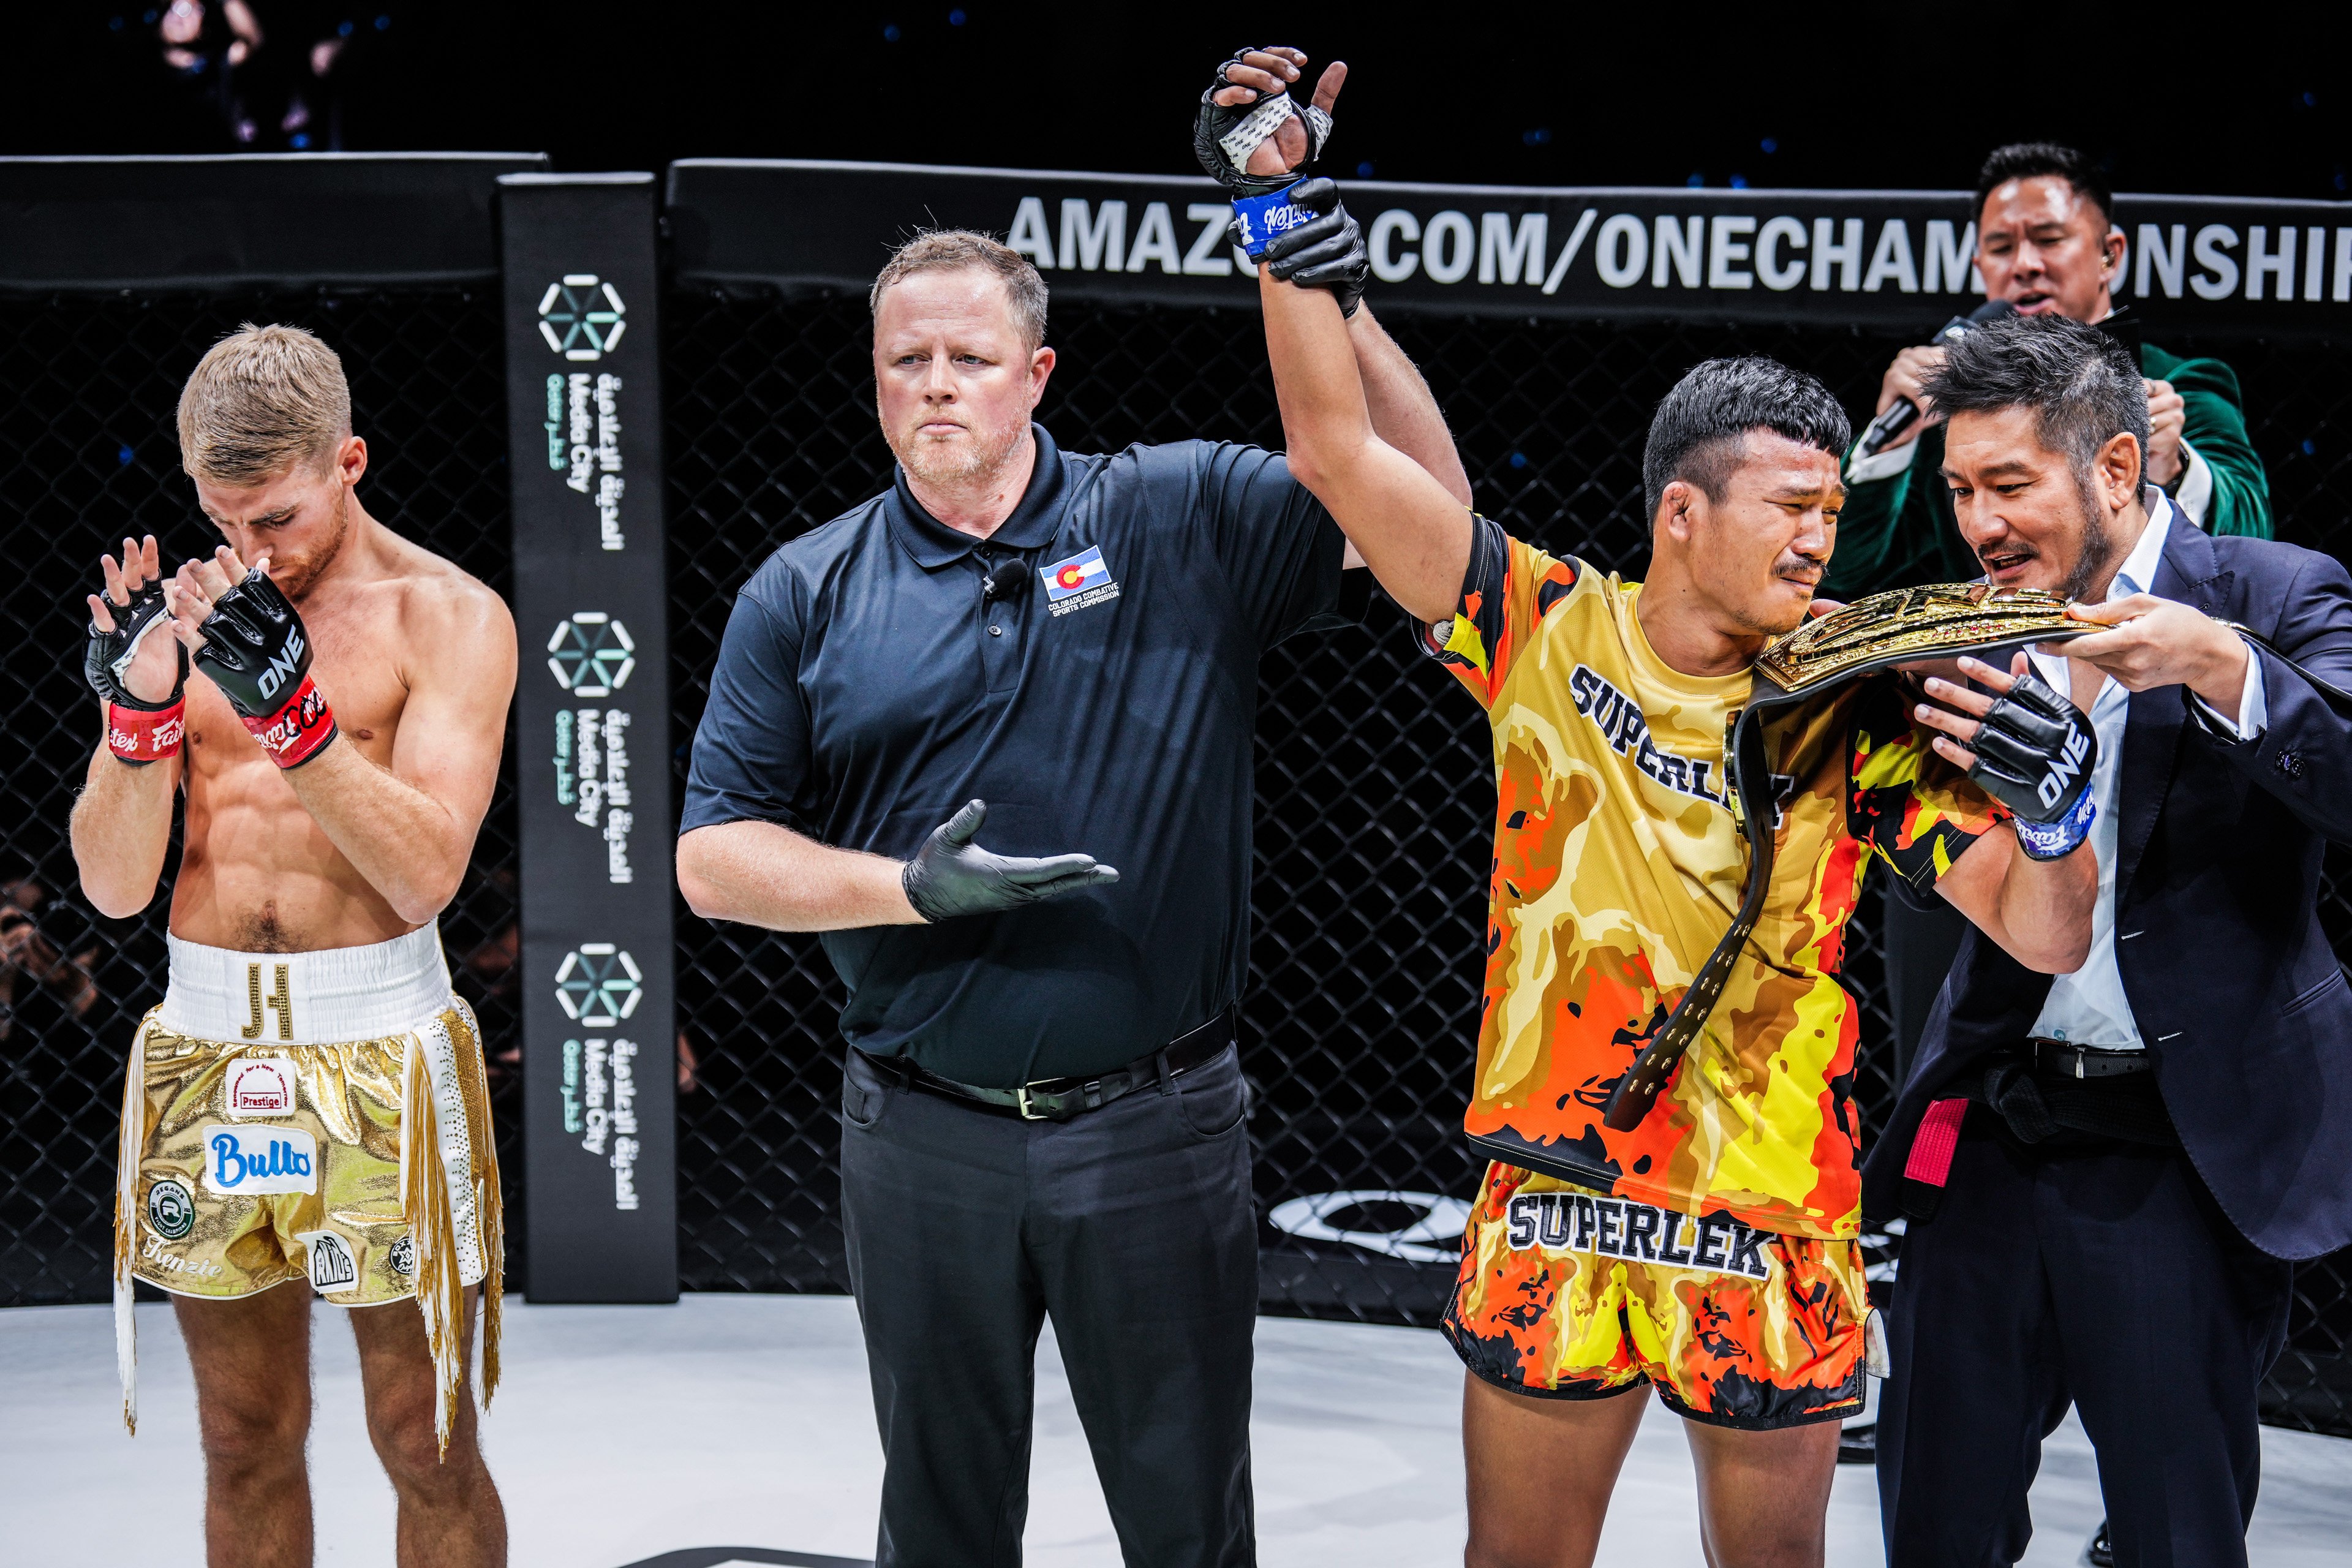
[
  {"x1": 0, "y1": 286, "x2": 525, "y2": 1306},
  {"x1": 662, "y1": 289, "x2": 2352, "y2": 1436},
  {"x1": 0, "y1": 274, "x2": 2342, "y2": 1439}
]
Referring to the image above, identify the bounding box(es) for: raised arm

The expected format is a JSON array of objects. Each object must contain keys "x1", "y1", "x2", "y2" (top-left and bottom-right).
[
  {"x1": 1261, "y1": 272, "x2": 1472, "y2": 623},
  {"x1": 1352, "y1": 305, "x2": 1472, "y2": 509}
]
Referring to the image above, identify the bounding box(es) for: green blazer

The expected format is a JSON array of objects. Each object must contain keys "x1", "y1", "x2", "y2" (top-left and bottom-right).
[{"x1": 1822, "y1": 342, "x2": 2273, "y2": 598}]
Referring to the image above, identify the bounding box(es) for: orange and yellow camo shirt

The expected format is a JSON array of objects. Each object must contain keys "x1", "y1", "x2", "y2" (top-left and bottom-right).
[{"x1": 1424, "y1": 517, "x2": 2010, "y2": 1241}]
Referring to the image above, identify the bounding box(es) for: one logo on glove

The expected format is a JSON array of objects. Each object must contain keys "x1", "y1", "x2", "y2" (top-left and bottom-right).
[
  {"x1": 254, "y1": 625, "x2": 306, "y2": 702},
  {"x1": 2036, "y1": 728, "x2": 2091, "y2": 813}
]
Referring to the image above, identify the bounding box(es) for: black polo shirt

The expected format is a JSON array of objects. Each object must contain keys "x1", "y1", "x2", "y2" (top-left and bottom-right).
[{"x1": 680, "y1": 424, "x2": 1360, "y2": 1086}]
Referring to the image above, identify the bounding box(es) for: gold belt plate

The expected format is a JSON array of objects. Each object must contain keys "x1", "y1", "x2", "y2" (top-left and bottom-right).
[{"x1": 1754, "y1": 582, "x2": 2088, "y2": 696}]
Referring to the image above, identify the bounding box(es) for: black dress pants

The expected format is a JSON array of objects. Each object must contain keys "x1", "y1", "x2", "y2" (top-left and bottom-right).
[
  {"x1": 839, "y1": 1044, "x2": 1259, "y2": 1568},
  {"x1": 1879, "y1": 1114, "x2": 2294, "y2": 1567}
]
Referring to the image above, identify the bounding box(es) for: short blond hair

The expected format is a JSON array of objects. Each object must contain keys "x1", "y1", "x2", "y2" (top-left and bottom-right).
[
  {"x1": 176, "y1": 323, "x2": 352, "y2": 486},
  {"x1": 869, "y1": 230, "x2": 1048, "y2": 353}
]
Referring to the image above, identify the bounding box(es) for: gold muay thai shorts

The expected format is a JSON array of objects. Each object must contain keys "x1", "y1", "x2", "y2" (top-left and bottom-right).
[{"x1": 113, "y1": 924, "x2": 502, "y2": 1445}]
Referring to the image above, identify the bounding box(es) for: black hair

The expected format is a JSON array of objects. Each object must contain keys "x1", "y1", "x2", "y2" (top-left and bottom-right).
[
  {"x1": 1921, "y1": 312, "x2": 2149, "y2": 492},
  {"x1": 1640, "y1": 356, "x2": 1850, "y2": 522},
  {"x1": 1975, "y1": 142, "x2": 2114, "y2": 232}
]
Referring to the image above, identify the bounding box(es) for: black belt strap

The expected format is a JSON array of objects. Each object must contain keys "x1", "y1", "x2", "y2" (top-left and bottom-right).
[
  {"x1": 878, "y1": 1007, "x2": 1236, "y2": 1122},
  {"x1": 2030, "y1": 1036, "x2": 2154, "y2": 1078},
  {"x1": 1602, "y1": 684, "x2": 1789, "y2": 1130}
]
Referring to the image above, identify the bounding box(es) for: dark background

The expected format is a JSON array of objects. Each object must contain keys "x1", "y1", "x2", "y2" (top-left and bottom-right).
[{"x1": 8, "y1": 4, "x2": 2348, "y2": 196}]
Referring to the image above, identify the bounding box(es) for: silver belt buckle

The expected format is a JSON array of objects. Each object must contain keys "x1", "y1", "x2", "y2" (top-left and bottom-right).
[{"x1": 1017, "y1": 1082, "x2": 1046, "y2": 1120}]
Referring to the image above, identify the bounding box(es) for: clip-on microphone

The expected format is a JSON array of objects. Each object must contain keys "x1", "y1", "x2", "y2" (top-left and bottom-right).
[{"x1": 979, "y1": 557, "x2": 1030, "y2": 605}]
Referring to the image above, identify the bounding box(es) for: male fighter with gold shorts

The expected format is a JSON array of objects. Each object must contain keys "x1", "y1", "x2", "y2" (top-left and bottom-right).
[
  {"x1": 1217, "y1": 57, "x2": 2107, "y2": 1556},
  {"x1": 72, "y1": 324, "x2": 517, "y2": 1567}
]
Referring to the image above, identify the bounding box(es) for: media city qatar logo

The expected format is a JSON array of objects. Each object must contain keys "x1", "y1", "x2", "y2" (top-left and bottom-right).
[
  {"x1": 538, "y1": 274, "x2": 627, "y2": 361},
  {"x1": 556, "y1": 943, "x2": 643, "y2": 1028},
  {"x1": 547, "y1": 612, "x2": 636, "y2": 698}
]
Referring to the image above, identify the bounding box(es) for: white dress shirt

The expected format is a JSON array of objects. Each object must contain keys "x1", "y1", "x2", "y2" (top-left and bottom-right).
[{"x1": 2026, "y1": 492, "x2": 2265, "y2": 1048}]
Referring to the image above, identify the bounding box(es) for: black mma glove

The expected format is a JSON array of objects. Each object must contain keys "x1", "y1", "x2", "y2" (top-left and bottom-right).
[
  {"x1": 191, "y1": 567, "x2": 339, "y2": 769},
  {"x1": 1192, "y1": 48, "x2": 1332, "y2": 197},
  {"x1": 86, "y1": 578, "x2": 190, "y2": 766},
  {"x1": 901, "y1": 800, "x2": 1120, "y2": 922},
  {"x1": 1962, "y1": 666, "x2": 2097, "y2": 860},
  {"x1": 1258, "y1": 176, "x2": 1368, "y2": 317}
]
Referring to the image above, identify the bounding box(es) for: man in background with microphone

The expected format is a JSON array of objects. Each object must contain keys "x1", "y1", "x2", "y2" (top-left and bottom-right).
[
  {"x1": 1822, "y1": 141, "x2": 2277, "y2": 1241},
  {"x1": 1829, "y1": 143, "x2": 2271, "y2": 605}
]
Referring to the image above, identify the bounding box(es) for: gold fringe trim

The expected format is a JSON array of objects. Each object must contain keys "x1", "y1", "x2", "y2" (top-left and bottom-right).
[
  {"x1": 401, "y1": 1039, "x2": 464, "y2": 1459},
  {"x1": 451, "y1": 998, "x2": 503, "y2": 1409},
  {"x1": 113, "y1": 1022, "x2": 149, "y2": 1436}
]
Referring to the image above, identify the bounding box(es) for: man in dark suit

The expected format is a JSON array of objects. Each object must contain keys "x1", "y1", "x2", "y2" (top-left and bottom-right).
[{"x1": 1864, "y1": 313, "x2": 2352, "y2": 1567}]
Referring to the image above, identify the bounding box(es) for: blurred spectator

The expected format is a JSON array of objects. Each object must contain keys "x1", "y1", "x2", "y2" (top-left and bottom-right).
[
  {"x1": 1, "y1": 877, "x2": 101, "y2": 1043},
  {"x1": 151, "y1": 1, "x2": 380, "y2": 150}
]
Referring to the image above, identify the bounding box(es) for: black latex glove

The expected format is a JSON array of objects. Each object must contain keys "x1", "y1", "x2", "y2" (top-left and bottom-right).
[
  {"x1": 901, "y1": 800, "x2": 1120, "y2": 922},
  {"x1": 1966, "y1": 666, "x2": 2096, "y2": 824},
  {"x1": 1259, "y1": 176, "x2": 1368, "y2": 318}
]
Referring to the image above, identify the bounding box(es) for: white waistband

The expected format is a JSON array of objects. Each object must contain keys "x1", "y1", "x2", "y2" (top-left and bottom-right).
[{"x1": 159, "y1": 924, "x2": 454, "y2": 1046}]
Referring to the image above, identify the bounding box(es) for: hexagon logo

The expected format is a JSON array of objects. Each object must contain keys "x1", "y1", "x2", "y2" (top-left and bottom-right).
[
  {"x1": 555, "y1": 944, "x2": 642, "y2": 1027},
  {"x1": 538, "y1": 274, "x2": 627, "y2": 361},
  {"x1": 546, "y1": 612, "x2": 636, "y2": 698}
]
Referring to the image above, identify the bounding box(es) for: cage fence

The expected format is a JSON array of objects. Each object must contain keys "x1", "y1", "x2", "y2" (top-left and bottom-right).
[
  {"x1": 660, "y1": 290, "x2": 2352, "y2": 1435},
  {"x1": 0, "y1": 286, "x2": 525, "y2": 1306},
  {"x1": 0, "y1": 279, "x2": 2342, "y2": 1438}
]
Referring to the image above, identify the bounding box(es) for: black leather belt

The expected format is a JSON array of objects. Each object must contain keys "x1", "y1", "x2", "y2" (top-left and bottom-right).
[
  {"x1": 2030, "y1": 1036, "x2": 2154, "y2": 1079},
  {"x1": 876, "y1": 1008, "x2": 1235, "y2": 1122}
]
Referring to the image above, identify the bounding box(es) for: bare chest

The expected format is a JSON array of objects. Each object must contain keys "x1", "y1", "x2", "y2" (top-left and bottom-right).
[{"x1": 183, "y1": 601, "x2": 410, "y2": 786}]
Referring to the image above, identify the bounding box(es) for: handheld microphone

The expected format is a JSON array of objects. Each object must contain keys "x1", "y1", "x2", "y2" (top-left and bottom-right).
[
  {"x1": 1855, "y1": 298, "x2": 2018, "y2": 459},
  {"x1": 979, "y1": 558, "x2": 1029, "y2": 604}
]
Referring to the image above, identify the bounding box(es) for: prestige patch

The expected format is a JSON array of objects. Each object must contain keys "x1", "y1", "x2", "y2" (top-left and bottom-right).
[
  {"x1": 146, "y1": 1175, "x2": 195, "y2": 1240},
  {"x1": 299, "y1": 1230, "x2": 361, "y2": 1293},
  {"x1": 225, "y1": 1056, "x2": 299, "y2": 1118},
  {"x1": 201, "y1": 1125, "x2": 318, "y2": 1196},
  {"x1": 1039, "y1": 545, "x2": 1120, "y2": 617},
  {"x1": 1504, "y1": 1189, "x2": 1773, "y2": 1282}
]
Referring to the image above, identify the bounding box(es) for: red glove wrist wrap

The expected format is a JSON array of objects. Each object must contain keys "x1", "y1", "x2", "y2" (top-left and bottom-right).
[
  {"x1": 106, "y1": 701, "x2": 186, "y2": 766},
  {"x1": 241, "y1": 674, "x2": 339, "y2": 768}
]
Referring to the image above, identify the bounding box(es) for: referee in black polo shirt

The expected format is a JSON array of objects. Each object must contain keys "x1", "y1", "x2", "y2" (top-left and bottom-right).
[{"x1": 676, "y1": 64, "x2": 1464, "y2": 1567}]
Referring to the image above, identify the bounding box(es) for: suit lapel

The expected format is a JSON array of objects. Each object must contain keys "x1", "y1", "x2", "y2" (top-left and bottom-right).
[{"x1": 2115, "y1": 514, "x2": 2227, "y2": 904}]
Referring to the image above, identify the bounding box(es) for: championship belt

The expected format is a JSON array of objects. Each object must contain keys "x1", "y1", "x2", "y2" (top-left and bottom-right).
[{"x1": 1600, "y1": 584, "x2": 2090, "y2": 1131}]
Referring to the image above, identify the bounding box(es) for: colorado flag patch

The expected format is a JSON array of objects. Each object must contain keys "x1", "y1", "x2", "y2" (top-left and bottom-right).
[{"x1": 1039, "y1": 545, "x2": 1120, "y2": 617}]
